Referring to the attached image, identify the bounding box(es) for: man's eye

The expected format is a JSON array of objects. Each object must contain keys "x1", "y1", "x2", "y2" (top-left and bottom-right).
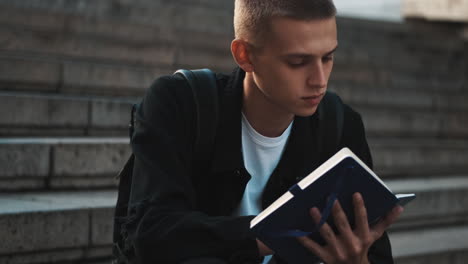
[
  {"x1": 288, "y1": 61, "x2": 306, "y2": 67},
  {"x1": 322, "y1": 56, "x2": 334, "y2": 62}
]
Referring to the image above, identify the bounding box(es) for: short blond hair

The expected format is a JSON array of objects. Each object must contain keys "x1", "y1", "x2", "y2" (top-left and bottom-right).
[{"x1": 234, "y1": 0, "x2": 337, "y2": 45}]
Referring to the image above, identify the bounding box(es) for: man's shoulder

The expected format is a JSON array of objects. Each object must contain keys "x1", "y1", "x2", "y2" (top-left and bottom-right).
[
  {"x1": 342, "y1": 102, "x2": 362, "y2": 121},
  {"x1": 146, "y1": 73, "x2": 190, "y2": 99},
  {"x1": 320, "y1": 92, "x2": 366, "y2": 137},
  {"x1": 341, "y1": 104, "x2": 364, "y2": 130},
  {"x1": 144, "y1": 70, "x2": 231, "y2": 101},
  {"x1": 318, "y1": 91, "x2": 364, "y2": 128}
]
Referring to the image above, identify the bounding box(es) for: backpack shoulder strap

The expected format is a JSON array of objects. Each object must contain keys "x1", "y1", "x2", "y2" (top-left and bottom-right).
[
  {"x1": 112, "y1": 70, "x2": 219, "y2": 263},
  {"x1": 175, "y1": 69, "x2": 219, "y2": 164},
  {"x1": 316, "y1": 90, "x2": 345, "y2": 160}
]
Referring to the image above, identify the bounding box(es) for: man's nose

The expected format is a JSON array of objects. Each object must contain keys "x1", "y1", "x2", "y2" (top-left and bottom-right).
[{"x1": 306, "y1": 61, "x2": 327, "y2": 89}]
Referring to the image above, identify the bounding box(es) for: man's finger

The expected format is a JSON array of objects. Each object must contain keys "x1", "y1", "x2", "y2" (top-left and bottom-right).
[
  {"x1": 310, "y1": 207, "x2": 338, "y2": 247},
  {"x1": 371, "y1": 205, "x2": 404, "y2": 239},
  {"x1": 297, "y1": 236, "x2": 329, "y2": 262},
  {"x1": 353, "y1": 193, "x2": 370, "y2": 235},
  {"x1": 331, "y1": 199, "x2": 354, "y2": 241}
]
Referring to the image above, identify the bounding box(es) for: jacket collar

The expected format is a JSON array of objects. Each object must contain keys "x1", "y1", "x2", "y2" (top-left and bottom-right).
[{"x1": 210, "y1": 67, "x2": 245, "y2": 174}]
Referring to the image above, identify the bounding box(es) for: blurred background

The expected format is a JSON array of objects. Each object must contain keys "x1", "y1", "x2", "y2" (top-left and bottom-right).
[{"x1": 0, "y1": 0, "x2": 467, "y2": 263}]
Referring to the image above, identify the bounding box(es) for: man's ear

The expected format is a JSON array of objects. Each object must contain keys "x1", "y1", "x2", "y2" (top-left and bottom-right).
[{"x1": 231, "y1": 39, "x2": 254, "y2": 72}]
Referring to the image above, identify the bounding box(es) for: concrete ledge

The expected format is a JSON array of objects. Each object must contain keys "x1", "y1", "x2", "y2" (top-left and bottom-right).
[
  {"x1": 0, "y1": 4, "x2": 464, "y2": 97},
  {"x1": 0, "y1": 1, "x2": 234, "y2": 35},
  {"x1": 0, "y1": 92, "x2": 135, "y2": 136},
  {"x1": 0, "y1": 57, "x2": 61, "y2": 91},
  {"x1": 0, "y1": 191, "x2": 115, "y2": 264},
  {"x1": 1, "y1": 179, "x2": 467, "y2": 262},
  {"x1": 0, "y1": 138, "x2": 130, "y2": 191},
  {"x1": 360, "y1": 108, "x2": 468, "y2": 138},
  {"x1": 62, "y1": 61, "x2": 163, "y2": 96},
  {"x1": 331, "y1": 85, "x2": 468, "y2": 111},
  {"x1": 0, "y1": 127, "x2": 128, "y2": 137},
  {"x1": 390, "y1": 225, "x2": 468, "y2": 259},
  {"x1": 2, "y1": 90, "x2": 467, "y2": 139},
  {"x1": 0, "y1": 22, "x2": 234, "y2": 70},
  {"x1": 0, "y1": 143, "x2": 49, "y2": 178},
  {"x1": 331, "y1": 61, "x2": 466, "y2": 90},
  {"x1": 0, "y1": 25, "x2": 176, "y2": 66},
  {"x1": 369, "y1": 138, "x2": 468, "y2": 177},
  {"x1": 0, "y1": 54, "x2": 229, "y2": 96},
  {"x1": 0, "y1": 5, "x2": 232, "y2": 47},
  {"x1": 395, "y1": 250, "x2": 468, "y2": 264},
  {"x1": 0, "y1": 247, "x2": 112, "y2": 264},
  {"x1": 1, "y1": 137, "x2": 467, "y2": 190},
  {"x1": 0, "y1": 92, "x2": 89, "y2": 127},
  {"x1": 387, "y1": 176, "x2": 468, "y2": 230},
  {"x1": 0, "y1": 55, "x2": 168, "y2": 96},
  {"x1": 388, "y1": 178, "x2": 468, "y2": 263}
]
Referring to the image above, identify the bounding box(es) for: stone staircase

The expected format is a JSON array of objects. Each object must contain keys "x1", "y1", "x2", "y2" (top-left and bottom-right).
[
  {"x1": 333, "y1": 17, "x2": 468, "y2": 264},
  {"x1": 0, "y1": 92, "x2": 135, "y2": 137},
  {"x1": 0, "y1": 191, "x2": 116, "y2": 264},
  {"x1": 0, "y1": 138, "x2": 130, "y2": 191},
  {"x1": 0, "y1": 1, "x2": 467, "y2": 264}
]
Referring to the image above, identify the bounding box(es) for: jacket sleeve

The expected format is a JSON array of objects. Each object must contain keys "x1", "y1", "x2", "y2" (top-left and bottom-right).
[
  {"x1": 341, "y1": 105, "x2": 394, "y2": 264},
  {"x1": 126, "y1": 75, "x2": 261, "y2": 264}
]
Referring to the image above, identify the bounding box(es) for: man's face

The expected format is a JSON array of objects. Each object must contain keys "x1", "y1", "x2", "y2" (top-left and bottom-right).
[{"x1": 249, "y1": 16, "x2": 338, "y2": 117}]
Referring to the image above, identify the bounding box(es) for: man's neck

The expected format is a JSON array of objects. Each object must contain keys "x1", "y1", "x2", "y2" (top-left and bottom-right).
[{"x1": 242, "y1": 73, "x2": 294, "y2": 138}]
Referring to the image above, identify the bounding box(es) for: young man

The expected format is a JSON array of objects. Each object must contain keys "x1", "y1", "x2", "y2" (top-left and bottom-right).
[{"x1": 125, "y1": 0, "x2": 403, "y2": 263}]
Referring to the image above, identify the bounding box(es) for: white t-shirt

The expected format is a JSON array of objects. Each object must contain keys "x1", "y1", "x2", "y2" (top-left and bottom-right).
[
  {"x1": 234, "y1": 113, "x2": 293, "y2": 216},
  {"x1": 233, "y1": 113, "x2": 293, "y2": 263}
]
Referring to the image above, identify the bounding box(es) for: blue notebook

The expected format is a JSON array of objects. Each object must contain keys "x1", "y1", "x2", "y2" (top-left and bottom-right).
[{"x1": 250, "y1": 147, "x2": 415, "y2": 264}]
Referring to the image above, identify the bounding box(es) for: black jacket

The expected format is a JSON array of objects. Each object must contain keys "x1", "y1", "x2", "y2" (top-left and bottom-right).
[{"x1": 126, "y1": 68, "x2": 393, "y2": 264}]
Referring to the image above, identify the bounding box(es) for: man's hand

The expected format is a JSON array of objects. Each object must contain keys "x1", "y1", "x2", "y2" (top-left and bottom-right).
[
  {"x1": 257, "y1": 238, "x2": 274, "y2": 256},
  {"x1": 297, "y1": 193, "x2": 403, "y2": 264}
]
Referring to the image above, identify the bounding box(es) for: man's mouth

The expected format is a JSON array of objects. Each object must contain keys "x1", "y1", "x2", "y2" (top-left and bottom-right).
[
  {"x1": 301, "y1": 93, "x2": 324, "y2": 106},
  {"x1": 302, "y1": 94, "x2": 323, "y2": 99}
]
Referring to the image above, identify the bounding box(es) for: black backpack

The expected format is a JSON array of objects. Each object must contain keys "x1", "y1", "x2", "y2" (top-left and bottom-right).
[{"x1": 112, "y1": 69, "x2": 344, "y2": 264}]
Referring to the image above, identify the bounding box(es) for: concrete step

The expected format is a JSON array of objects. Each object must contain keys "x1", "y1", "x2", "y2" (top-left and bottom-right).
[
  {"x1": 330, "y1": 62, "x2": 467, "y2": 94},
  {"x1": 1, "y1": 2, "x2": 464, "y2": 67},
  {"x1": 0, "y1": 4, "x2": 232, "y2": 48},
  {"x1": 369, "y1": 138, "x2": 468, "y2": 178},
  {"x1": 0, "y1": 4, "x2": 236, "y2": 96},
  {"x1": 1, "y1": 176, "x2": 467, "y2": 263},
  {"x1": 0, "y1": 138, "x2": 130, "y2": 191},
  {"x1": 1, "y1": 50, "x2": 464, "y2": 98},
  {"x1": 1, "y1": 88, "x2": 467, "y2": 138},
  {"x1": 0, "y1": 7, "x2": 235, "y2": 71},
  {"x1": 331, "y1": 85, "x2": 468, "y2": 111},
  {"x1": 387, "y1": 176, "x2": 468, "y2": 230},
  {"x1": 336, "y1": 17, "x2": 467, "y2": 75},
  {"x1": 0, "y1": 92, "x2": 134, "y2": 136},
  {"x1": 0, "y1": 52, "x2": 233, "y2": 96},
  {"x1": 0, "y1": 190, "x2": 116, "y2": 264},
  {"x1": 0, "y1": 0, "x2": 234, "y2": 36},
  {"x1": 336, "y1": 16, "x2": 465, "y2": 51},
  {"x1": 1, "y1": 52, "x2": 465, "y2": 98},
  {"x1": 1, "y1": 136, "x2": 467, "y2": 189},
  {"x1": 0, "y1": 4, "x2": 465, "y2": 97},
  {"x1": 359, "y1": 107, "x2": 468, "y2": 139},
  {"x1": 0, "y1": 25, "x2": 174, "y2": 67},
  {"x1": 0, "y1": 54, "x2": 166, "y2": 96},
  {"x1": 390, "y1": 226, "x2": 468, "y2": 264}
]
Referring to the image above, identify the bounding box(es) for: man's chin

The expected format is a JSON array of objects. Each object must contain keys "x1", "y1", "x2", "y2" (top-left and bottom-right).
[{"x1": 295, "y1": 106, "x2": 319, "y2": 117}]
